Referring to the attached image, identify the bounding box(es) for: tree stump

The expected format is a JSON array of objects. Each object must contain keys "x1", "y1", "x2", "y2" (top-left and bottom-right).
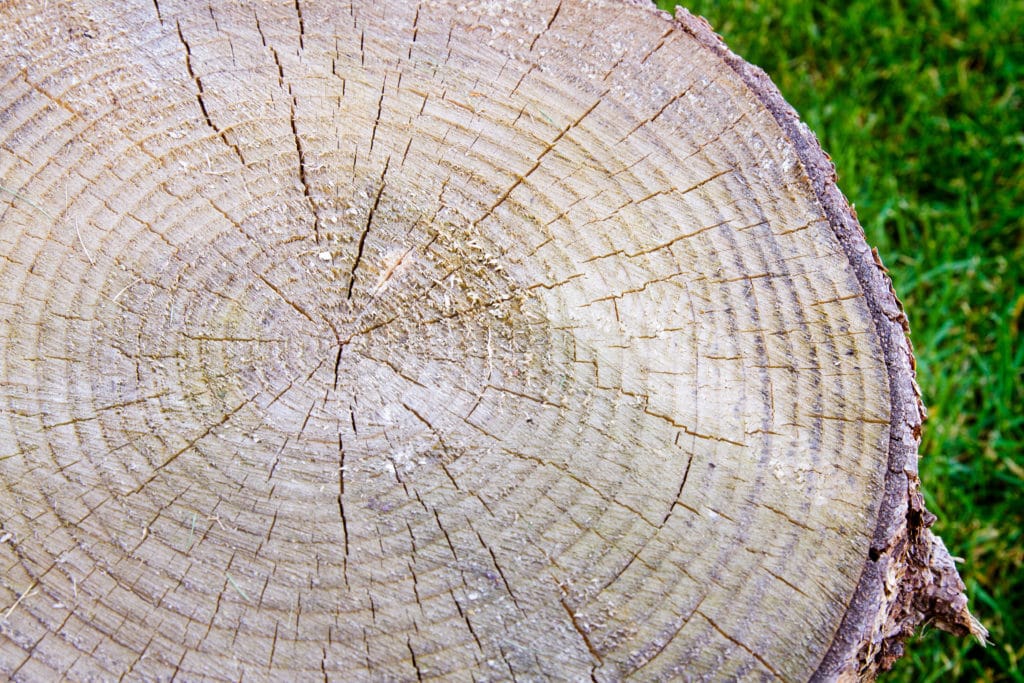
[{"x1": 0, "y1": 1, "x2": 983, "y2": 680}]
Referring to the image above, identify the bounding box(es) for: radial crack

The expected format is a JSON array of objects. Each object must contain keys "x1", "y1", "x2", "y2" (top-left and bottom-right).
[
  {"x1": 407, "y1": 638, "x2": 424, "y2": 682},
  {"x1": 662, "y1": 452, "x2": 694, "y2": 526},
  {"x1": 556, "y1": 584, "x2": 604, "y2": 667},
  {"x1": 290, "y1": 101, "x2": 322, "y2": 242},
  {"x1": 474, "y1": 93, "x2": 607, "y2": 229},
  {"x1": 697, "y1": 610, "x2": 783, "y2": 679},
  {"x1": 471, "y1": 525, "x2": 522, "y2": 611},
  {"x1": 369, "y1": 75, "x2": 386, "y2": 154},
  {"x1": 401, "y1": 401, "x2": 462, "y2": 492},
  {"x1": 129, "y1": 395, "x2": 255, "y2": 495},
  {"x1": 175, "y1": 20, "x2": 246, "y2": 166},
  {"x1": 529, "y1": 0, "x2": 562, "y2": 51},
  {"x1": 333, "y1": 343, "x2": 345, "y2": 390},
  {"x1": 407, "y1": 2, "x2": 422, "y2": 60},
  {"x1": 347, "y1": 157, "x2": 390, "y2": 299},
  {"x1": 337, "y1": 433, "x2": 349, "y2": 557},
  {"x1": 294, "y1": 0, "x2": 306, "y2": 50}
]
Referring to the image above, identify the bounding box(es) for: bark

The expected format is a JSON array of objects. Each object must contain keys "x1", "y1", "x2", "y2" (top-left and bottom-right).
[{"x1": 0, "y1": 1, "x2": 982, "y2": 680}]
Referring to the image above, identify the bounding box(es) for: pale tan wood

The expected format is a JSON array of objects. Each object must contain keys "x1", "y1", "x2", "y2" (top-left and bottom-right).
[{"x1": 0, "y1": 1, "x2": 981, "y2": 680}]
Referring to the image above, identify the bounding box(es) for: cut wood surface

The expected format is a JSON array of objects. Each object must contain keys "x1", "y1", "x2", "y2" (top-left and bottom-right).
[{"x1": 0, "y1": 1, "x2": 983, "y2": 680}]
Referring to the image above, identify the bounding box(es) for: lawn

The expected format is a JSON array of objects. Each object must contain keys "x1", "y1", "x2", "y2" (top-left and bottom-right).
[{"x1": 652, "y1": 0, "x2": 1024, "y2": 679}]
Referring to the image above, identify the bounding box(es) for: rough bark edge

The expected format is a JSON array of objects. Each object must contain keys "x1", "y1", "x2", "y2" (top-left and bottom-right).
[{"x1": 624, "y1": 2, "x2": 986, "y2": 679}]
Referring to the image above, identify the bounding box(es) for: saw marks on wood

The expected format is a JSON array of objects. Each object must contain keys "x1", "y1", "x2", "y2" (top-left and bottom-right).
[{"x1": 0, "y1": 1, "x2": 947, "y2": 681}]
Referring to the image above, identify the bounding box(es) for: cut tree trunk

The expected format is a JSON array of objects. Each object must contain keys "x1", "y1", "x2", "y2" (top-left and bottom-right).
[{"x1": 0, "y1": 1, "x2": 983, "y2": 680}]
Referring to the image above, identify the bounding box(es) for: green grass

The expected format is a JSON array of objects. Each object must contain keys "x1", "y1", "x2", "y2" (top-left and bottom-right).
[{"x1": 653, "y1": 0, "x2": 1024, "y2": 679}]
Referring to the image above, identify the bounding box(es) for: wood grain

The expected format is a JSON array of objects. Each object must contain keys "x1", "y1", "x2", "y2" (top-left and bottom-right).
[{"x1": 0, "y1": 1, "x2": 981, "y2": 680}]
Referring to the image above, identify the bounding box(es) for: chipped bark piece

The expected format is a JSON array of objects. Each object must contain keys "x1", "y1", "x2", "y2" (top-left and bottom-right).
[{"x1": 0, "y1": 1, "x2": 982, "y2": 681}]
